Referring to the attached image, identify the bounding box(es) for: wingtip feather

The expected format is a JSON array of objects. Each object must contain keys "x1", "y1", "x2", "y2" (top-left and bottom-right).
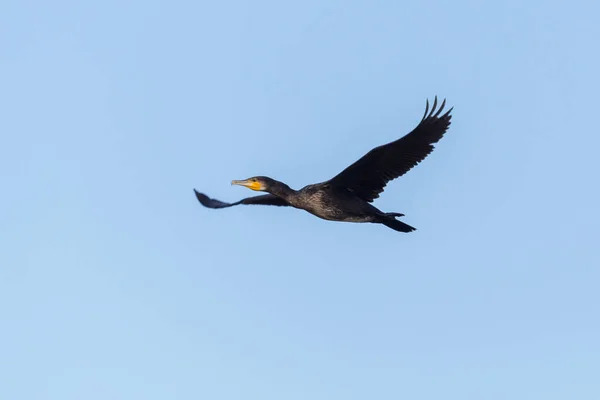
[
  {"x1": 422, "y1": 98, "x2": 430, "y2": 121},
  {"x1": 427, "y1": 96, "x2": 438, "y2": 118}
]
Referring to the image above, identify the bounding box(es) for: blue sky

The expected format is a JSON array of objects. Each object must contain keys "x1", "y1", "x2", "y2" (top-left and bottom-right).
[{"x1": 1, "y1": 1, "x2": 599, "y2": 399}]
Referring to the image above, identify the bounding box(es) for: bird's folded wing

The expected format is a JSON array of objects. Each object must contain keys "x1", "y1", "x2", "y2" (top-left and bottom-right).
[
  {"x1": 327, "y1": 97, "x2": 453, "y2": 203},
  {"x1": 194, "y1": 190, "x2": 290, "y2": 208}
]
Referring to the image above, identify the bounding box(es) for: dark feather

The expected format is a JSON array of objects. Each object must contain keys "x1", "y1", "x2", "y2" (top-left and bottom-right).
[
  {"x1": 194, "y1": 189, "x2": 290, "y2": 209},
  {"x1": 327, "y1": 96, "x2": 453, "y2": 202}
]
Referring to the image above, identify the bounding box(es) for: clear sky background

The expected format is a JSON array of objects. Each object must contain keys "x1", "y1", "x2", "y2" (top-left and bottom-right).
[{"x1": 1, "y1": 1, "x2": 599, "y2": 399}]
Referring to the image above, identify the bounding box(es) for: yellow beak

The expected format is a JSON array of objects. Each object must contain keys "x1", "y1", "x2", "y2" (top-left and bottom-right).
[{"x1": 231, "y1": 179, "x2": 263, "y2": 191}]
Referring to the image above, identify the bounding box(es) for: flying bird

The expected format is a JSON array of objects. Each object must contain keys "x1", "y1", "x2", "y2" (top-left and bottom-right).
[{"x1": 194, "y1": 97, "x2": 453, "y2": 232}]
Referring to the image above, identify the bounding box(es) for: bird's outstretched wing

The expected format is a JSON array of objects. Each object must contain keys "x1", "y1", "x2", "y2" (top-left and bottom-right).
[
  {"x1": 194, "y1": 189, "x2": 290, "y2": 209},
  {"x1": 327, "y1": 96, "x2": 453, "y2": 202}
]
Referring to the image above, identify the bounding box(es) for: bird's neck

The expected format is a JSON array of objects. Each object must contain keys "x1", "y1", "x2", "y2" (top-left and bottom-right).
[{"x1": 268, "y1": 182, "x2": 297, "y2": 201}]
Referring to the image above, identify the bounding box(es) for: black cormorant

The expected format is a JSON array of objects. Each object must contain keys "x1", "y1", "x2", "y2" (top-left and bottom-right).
[{"x1": 194, "y1": 97, "x2": 453, "y2": 232}]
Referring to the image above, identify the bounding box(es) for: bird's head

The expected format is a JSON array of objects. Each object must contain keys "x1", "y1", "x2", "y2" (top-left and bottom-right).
[{"x1": 231, "y1": 176, "x2": 277, "y2": 192}]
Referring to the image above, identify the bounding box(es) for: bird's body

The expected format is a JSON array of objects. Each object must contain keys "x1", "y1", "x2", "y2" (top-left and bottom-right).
[
  {"x1": 194, "y1": 97, "x2": 453, "y2": 233},
  {"x1": 272, "y1": 183, "x2": 383, "y2": 222}
]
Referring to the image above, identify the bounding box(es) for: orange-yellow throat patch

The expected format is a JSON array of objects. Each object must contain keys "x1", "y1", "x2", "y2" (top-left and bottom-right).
[{"x1": 248, "y1": 181, "x2": 262, "y2": 191}]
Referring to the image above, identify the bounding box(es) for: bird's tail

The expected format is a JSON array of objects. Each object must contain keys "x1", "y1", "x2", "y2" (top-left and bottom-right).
[
  {"x1": 384, "y1": 212, "x2": 405, "y2": 217},
  {"x1": 379, "y1": 216, "x2": 416, "y2": 233}
]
